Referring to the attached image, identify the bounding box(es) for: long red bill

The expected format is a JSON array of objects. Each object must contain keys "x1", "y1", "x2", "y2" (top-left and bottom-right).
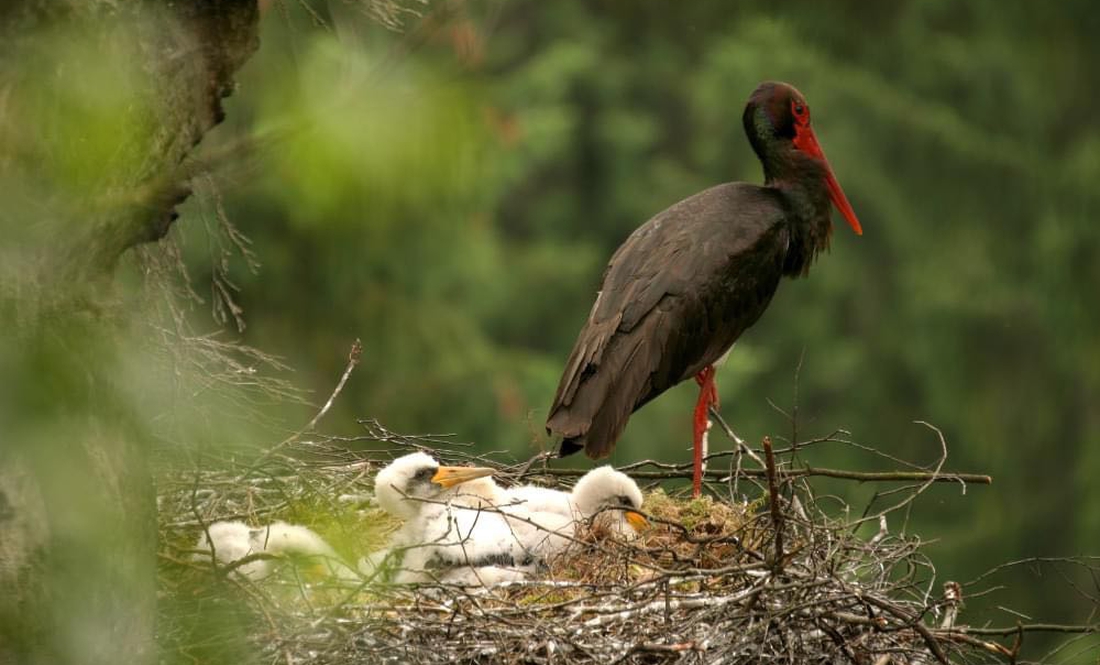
[{"x1": 793, "y1": 126, "x2": 863, "y2": 236}]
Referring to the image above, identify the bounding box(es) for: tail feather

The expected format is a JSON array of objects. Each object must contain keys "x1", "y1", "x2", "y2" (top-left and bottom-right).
[
  {"x1": 557, "y1": 437, "x2": 584, "y2": 458},
  {"x1": 548, "y1": 307, "x2": 674, "y2": 460}
]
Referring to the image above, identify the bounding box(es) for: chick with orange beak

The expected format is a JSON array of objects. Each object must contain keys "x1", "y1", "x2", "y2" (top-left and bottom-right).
[
  {"x1": 509, "y1": 466, "x2": 648, "y2": 539},
  {"x1": 369, "y1": 452, "x2": 572, "y2": 585}
]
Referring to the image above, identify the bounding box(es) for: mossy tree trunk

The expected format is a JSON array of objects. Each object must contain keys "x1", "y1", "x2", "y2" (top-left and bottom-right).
[{"x1": 0, "y1": 2, "x2": 260, "y2": 663}]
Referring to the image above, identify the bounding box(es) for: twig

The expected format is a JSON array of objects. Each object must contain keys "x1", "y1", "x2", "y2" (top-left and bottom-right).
[
  {"x1": 224, "y1": 571, "x2": 294, "y2": 665},
  {"x1": 528, "y1": 466, "x2": 992, "y2": 485},
  {"x1": 709, "y1": 407, "x2": 770, "y2": 471},
  {"x1": 964, "y1": 555, "x2": 1100, "y2": 588},
  {"x1": 937, "y1": 630, "x2": 1014, "y2": 658},
  {"x1": 218, "y1": 551, "x2": 281, "y2": 578},
  {"x1": 235, "y1": 339, "x2": 363, "y2": 480},
  {"x1": 861, "y1": 594, "x2": 949, "y2": 665},
  {"x1": 579, "y1": 578, "x2": 769, "y2": 629},
  {"x1": 306, "y1": 338, "x2": 362, "y2": 432},
  {"x1": 1010, "y1": 622, "x2": 1024, "y2": 664},
  {"x1": 940, "y1": 581, "x2": 961, "y2": 629},
  {"x1": 763, "y1": 437, "x2": 784, "y2": 569},
  {"x1": 944, "y1": 623, "x2": 1100, "y2": 636},
  {"x1": 849, "y1": 421, "x2": 957, "y2": 528},
  {"x1": 190, "y1": 470, "x2": 218, "y2": 572}
]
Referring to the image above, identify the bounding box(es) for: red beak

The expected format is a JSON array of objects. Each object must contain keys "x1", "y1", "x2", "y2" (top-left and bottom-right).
[{"x1": 793, "y1": 126, "x2": 863, "y2": 236}]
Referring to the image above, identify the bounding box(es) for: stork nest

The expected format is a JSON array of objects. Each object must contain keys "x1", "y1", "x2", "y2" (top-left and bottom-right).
[{"x1": 155, "y1": 420, "x2": 1068, "y2": 665}]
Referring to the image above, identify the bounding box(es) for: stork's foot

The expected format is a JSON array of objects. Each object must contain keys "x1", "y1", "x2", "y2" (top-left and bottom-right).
[
  {"x1": 691, "y1": 366, "x2": 720, "y2": 497},
  {"x1": 694, "y1": 366, "x2": 720, "y2": 409}
]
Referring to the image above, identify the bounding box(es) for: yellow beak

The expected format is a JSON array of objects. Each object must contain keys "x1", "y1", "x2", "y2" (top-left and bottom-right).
[
  {"x1": 624, "y1": 510, "x2": 649, "y2": 532},
  {"x1": 431, "y1": 465, "x2": 496, "y2": 489}
]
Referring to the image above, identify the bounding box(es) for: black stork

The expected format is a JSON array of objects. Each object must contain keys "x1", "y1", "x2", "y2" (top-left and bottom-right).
[{"x1": 546, "y1": 81, "x2": 862, "y2": 496}]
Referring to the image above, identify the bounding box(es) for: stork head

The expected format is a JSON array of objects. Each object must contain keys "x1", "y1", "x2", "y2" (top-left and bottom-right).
[{"x1": 743, "y1": 81, "x2": 862, "y2": 236}]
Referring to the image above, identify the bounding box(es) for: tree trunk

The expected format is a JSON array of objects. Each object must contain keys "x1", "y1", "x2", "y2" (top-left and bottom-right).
[{"x1": 0, "y1": 2, "x2": 260, "y2": 663}]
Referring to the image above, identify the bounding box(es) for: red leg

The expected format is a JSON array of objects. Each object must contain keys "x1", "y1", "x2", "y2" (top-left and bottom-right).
[{"x1": 692, "y1": 366, "x2": 720, "y2": 497}]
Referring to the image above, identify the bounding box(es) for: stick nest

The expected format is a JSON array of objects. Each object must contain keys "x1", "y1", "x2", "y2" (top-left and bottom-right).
[{"x1": 155, "y1": 421, "x2": 1069, "y2": 664}]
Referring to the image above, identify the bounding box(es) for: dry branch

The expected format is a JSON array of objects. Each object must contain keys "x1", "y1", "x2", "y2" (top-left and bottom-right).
[
  {"x1": 528, "y1": 465, "x2": 992, "y2": 485},
  {"x1": 762, "y1": 436, "x2": 785, "y2": 568},
  {"x1": 306, "y1": 339, "x2": 363, "y2": 432},
  {"x1": 951, "y1": 623, "x2": 1100, "y2": 637}
]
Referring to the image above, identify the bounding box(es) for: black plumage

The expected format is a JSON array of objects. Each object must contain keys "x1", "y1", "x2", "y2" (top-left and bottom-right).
[{"x1": 547, "y1": 81, "x2": 861, "y2": 466}]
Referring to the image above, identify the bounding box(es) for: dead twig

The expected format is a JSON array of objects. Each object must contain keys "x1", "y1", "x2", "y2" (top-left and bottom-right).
[
  {"x1": 305, "y1": 338, "x2": 362, "y2": 432},
  {"x1": 235, "y1": 339, "x2": 364, "y2": 480},
  {"x1": 525, "y1": 465, "x2": 992, "y2": 485},
  {"x1": 762, "y1": 436, "x2": 784, "y2": 569}
]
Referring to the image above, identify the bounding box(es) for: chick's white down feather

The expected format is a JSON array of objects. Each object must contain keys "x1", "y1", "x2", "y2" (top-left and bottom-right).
[
  {"x1": 369, "y1": 453, "x2": 574, "y2": 584},
  {"x1": 192, "y1": 457, "x2": 646, "y2": 588},
  {"x1": 396, "y1": 486, "x2": 574, "y2": 584},
  {"x1": 369, "y1": 455, "x2": 647, "y2": 585},
  {"x1": 409, "y1": 466, "x2": 648, "y2": 582},
  {"x1": 506, "y1": 485, "x2": 572, "y2": 515},
  {"x1": 194, "y1": 521, "x2": 268, "y2": 578},
  {"x1": 510, "y1": 466, "x2": 645, "y2": 539},
  {"x1": 194, "y1": 520, "x2": 357, "y2": 581},
  {"x1": 373, "y1": 451, "x2": 441, "y2": 520}
]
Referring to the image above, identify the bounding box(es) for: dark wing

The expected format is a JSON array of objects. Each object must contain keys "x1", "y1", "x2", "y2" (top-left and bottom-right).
[{"x1": 546, "y1": 183, "x2": 790, "y2": 458}]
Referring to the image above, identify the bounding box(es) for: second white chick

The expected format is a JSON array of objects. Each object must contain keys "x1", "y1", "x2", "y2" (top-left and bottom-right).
[
  {"x1": 370, "y1": 452, "x2": 572, "y2": 585},
  {"x1": 508, "y1": 466, "x2": 648, "y2": 539},
  {"x1": 194, "y1": 520, "x2": 268, "y2": 579},
  {"x1": 194, "y1": 520, "x2": 358, "y2": 581}
]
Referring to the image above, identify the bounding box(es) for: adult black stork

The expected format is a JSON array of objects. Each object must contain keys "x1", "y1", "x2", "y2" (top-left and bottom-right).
[{"x1": 546, "y1": 81, "x2": 862, "y2": 496}]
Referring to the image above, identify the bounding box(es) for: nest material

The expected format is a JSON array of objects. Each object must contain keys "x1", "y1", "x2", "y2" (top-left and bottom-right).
[{"x1": 156, "y1": 429, "x2": 1014, "y2": 665}]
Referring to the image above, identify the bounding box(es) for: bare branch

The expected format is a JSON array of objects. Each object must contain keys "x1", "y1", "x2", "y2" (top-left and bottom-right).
[
  {"x1": 524, "y1": 464, "x2": 992, "y2": 486},
  {"x1": 305, "y1": 339, "x2": 363, "y2": 432},
  {"x1": 762, "y1": 436, "x2": 785, "y2": 569}
]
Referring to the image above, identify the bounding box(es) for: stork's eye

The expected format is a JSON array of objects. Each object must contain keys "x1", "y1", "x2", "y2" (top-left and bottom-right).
[
  {"x1": 616, "y1": 495, "x2": 633, "y2": 507},
  {"x1": 415, "y1": 468, "x2": 434, "y2": 481},
  {"x1": 793, "y1": 102, "x2": 805, "y2": 117}
]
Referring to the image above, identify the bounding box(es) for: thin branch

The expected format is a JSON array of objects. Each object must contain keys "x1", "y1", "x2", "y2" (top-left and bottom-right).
[
  {"x1": 528, "y1": 466, "x2": 992, "y2": 485},
  {"x1": 861, "y1": 594, "x2": 949, "y2": 665},
  {"x1": 943, "y1": 623, "x2": 1100, "y2": 636},
  {"x1": 306, "y1": 338, "x2": 362, "y2": 432},
  {"x1": 763, "y1": 436, "x2": 784, "y2": 570},
  {"x1": 235, "y1": 339, "x2": 364, "y2": 480}
]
